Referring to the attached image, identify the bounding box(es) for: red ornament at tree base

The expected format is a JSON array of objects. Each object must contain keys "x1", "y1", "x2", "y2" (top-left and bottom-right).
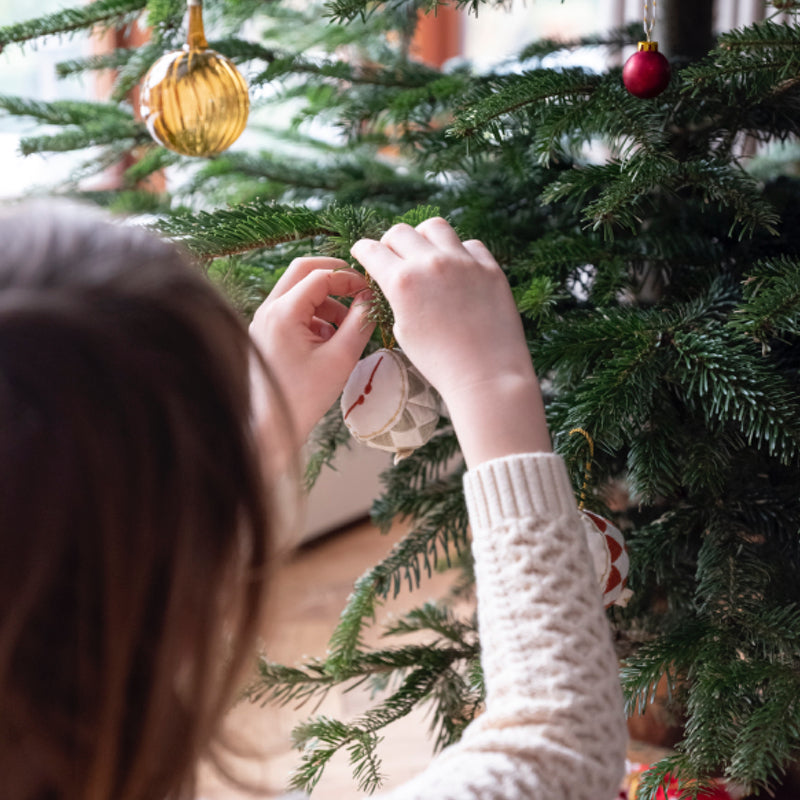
[{"x1": 622, "y1": 41, "x2": 671, "y2": 99}]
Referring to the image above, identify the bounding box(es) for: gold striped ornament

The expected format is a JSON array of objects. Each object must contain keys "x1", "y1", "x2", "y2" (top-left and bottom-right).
[{"x1": 139, "y1": 0, "x2": 249, "y2": 157}]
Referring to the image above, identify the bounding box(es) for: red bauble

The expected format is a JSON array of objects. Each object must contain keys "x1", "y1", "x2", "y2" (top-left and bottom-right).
[{"x1": 622, "y1": 41, "x2": 671, "y2": 99}]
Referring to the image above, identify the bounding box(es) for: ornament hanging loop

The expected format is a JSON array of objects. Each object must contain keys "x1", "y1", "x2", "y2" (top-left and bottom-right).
[
  {"x1": 569, "y1": 427, "x2": 594, "y2": 510},
  {"x1": 643, "y1": 0, "x2": 657, "y2": 42},
  {"x1": 187, "y1": 0, "x2": 208, "y2": 50}
]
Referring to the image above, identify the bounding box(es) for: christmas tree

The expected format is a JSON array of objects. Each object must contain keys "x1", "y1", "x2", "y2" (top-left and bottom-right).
[{"x1": 3, "y1": 0, "x2": 800, "y2": 796}]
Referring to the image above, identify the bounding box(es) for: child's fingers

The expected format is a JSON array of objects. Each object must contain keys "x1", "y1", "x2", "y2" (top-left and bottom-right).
[
  {"x1": 310, "y1": 317, "x2": 336, "y2": 341},
  {"x1": 415, "y1": 217, "x2": 464, "y2": 251},
  {"x1": 350, "y1": 238, "x2": 403, "y2": 287},
  {"x1": 269, "y1": 257, "x2": 350, "y2": 300},
  {"x1": 379, "y1": 223, "x2": 438, "y2": 260},
  {"x1": 462, "y1": 239, "x2": 500, "y2": 270},
  {"x1": 314, "y1": 296, "x2": 350, "y2": 328},
  {"x1": 279, "y1": 269, "x2": 369, "y2": 321},
  {"x1": 324, "y1": 289, "x2": 376, "y2": 362}
]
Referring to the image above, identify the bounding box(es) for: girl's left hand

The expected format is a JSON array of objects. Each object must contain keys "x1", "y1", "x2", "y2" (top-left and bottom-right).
[{"x1": 249, "y1": 256, "x2": 375, "y2": 444}]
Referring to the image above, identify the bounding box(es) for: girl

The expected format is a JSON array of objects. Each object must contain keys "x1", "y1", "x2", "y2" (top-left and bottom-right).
[{"x1": 0, "y1": 203, "x2": 626, "y2": 800}]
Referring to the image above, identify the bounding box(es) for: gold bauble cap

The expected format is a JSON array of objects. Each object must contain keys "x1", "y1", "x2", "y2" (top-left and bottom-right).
[{"x1": 139, "y1": 2, "x2": 249, "y2": 157}]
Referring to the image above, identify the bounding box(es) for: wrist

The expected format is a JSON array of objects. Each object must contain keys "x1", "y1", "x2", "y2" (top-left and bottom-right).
[{"x1": 444, "y1": 374, "x2": 552, "y2": 469}]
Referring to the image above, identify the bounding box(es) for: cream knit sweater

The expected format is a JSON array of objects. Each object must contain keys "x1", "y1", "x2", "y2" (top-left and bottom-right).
[{"x1": 384, "y1": 452, "x2": 627, "y2": 800}]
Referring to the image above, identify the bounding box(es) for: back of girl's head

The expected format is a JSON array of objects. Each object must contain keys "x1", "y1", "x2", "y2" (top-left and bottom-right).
[{"x1": 0, "y1": 202, "x2": 284, "y2": 800}]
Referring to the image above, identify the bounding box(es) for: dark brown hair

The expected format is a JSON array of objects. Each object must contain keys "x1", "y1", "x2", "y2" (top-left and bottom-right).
[{"x1": 0, "y1": 202, "x2": 290, "y2": 800}]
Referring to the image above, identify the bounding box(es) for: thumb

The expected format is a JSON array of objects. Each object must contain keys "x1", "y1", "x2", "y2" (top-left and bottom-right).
[{"x1": 328, "y1": 290, "x2": 376, "y2": 364}]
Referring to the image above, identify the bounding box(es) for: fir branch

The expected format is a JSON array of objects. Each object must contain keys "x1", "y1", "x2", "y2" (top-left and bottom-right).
[
  {"x1": 732, "y1": 256, "x2": 800, "y2": 341},
  {"x1": 245, "y1": 659, "x2": 336, "y2": 708},
  {"x1": 679, "y1": 160, "x2": 779, "y2": 239},
  {"x1": 290, "y1": 645, "x2": 475, "y2": 794},
  {"x1": 324, "y1": 0, "x2": 481, "y2": 24},
  {"x1": 252, "y1": 51, "x2": 437, "y2": 89},
  {"x1": 316, "y1": 204, "x2": 387, "y2": 261},
  {"x1": 0, "y1": 96, "x2": 133, "y2": 127},
  {"x1": 680, "y1": 652, "x2": 767, "y2": 781},
  {"x1": 182, "y1": 152, "x2": 433, "y2": 205},
  {"x1": 289, "y1": 668, "x2": 432, "y2": 793},
  {"x1": 513, "y1": 275, "x2": 562, "y2": 324},
  {"x1": 543, "y1": 156, "x2": 778, "y2": 239},
  {"x1": 206, "y1": 37, "x2": 278, "y2": 64},
  {"x1": 625, "y1": 413, "x2": 686, "y2": 503},
  {"x1": 536, "y1": 305, "x2": 655, "y2": 380},
  {"x1": 304, "y1": 404, "x2": 352, "y2": 490},
  {"x1": 449, "y1": 68, "x2": 601, "y2": 140},
  {"x1": 110, "y1": 41, "x2": 167, "y2": 102},
  {"x1": 205, "y1": 255, "x2": 277, "y2": 317},
  {"x1": 0, "y1": 0, "x2": 146, "y2": 50},
  {"x1": 69, "y1": 188, "x2": 168, "y2": 214},
  {"x1": 670, "y1": 327, "x2": 800, "y2": 463},
  {"x1": 718, "y1": 17, "x2": 800, "y2": 51},
  {"x1": 19, "y1": 123, "x2": 147, "y2": 155},
  {"x1": 0, "y1": 96, "x2": 145, "y2": 163},
  {"x1": 625, "y1": 507, "x2": 708, "y2": 601},
  {"x1": 250, "y1": 643, "x2": 474, "y2": 708},
  {"x1": 573, "y1": 153, "x2": 679, "y2": 237},
  {"x1": 249, "y1": 632, "x2": 478, "y2": 793},
  {"x1": 122, "y1": 146, "x2": 180, "y2": 185},
  {"x1": 386, "y1": 73, "x2": 472, "y2": 121},
  {"x1": 524, "y1": 232, "x2": 621, "y2": 276},
  {"x1": 682, "y1": 22, "x2": 800, "y2": 105},
  {"x1": 371, "y1": 449, "x2": 465, "y2": 532},
  {"x1": 382, "y1": 601, "x2": 476, "y2": 645},
  {"x1": 727, "y1": 665, "x2": 800, "y2": 794},
  {"x1": 621, "y1": 622, "x2": 703, "y2": 716},
  {"x1": 145, "y1": 0, "x2": 185, "y2": 29},
  {"x1": 518, "y1": 21, "x2": 644, "y2": 61},
  {"x1": 372, "y1": 433, "x2": 462, "y2": 519},
  {"x1": 425, "y1": 661, "x2": 483, "y2": 751},
  {"x1": 326, "y1": 481, "x2": 467, "y2": 670},
  {"x1": 635, "y1": 752, "x2": 719, "y2": 800},
  {"x1": 155, "y1": 202, "x2": 331, "y2": 258},
  {"x1": 55, "y1": 50, "x2": 136, "y2": 79}
]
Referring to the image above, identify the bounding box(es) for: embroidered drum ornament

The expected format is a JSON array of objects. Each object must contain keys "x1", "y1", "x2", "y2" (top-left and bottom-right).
[{"x1": 341, "y1": 348, "x2": 444, "y2": 464}]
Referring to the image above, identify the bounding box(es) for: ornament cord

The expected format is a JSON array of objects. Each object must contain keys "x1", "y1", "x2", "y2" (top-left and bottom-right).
[
  {"x1": 643, "y1": 0, "x2": 656, "y2": 42},
  {"x1": 569, "y1": 427, "x2": 594, "y2": 510}
]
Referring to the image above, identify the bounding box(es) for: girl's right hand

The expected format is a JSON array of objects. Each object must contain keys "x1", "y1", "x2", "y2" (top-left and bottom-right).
[{"x1": 350, "y1": 218, "x2": 551, "y2": 467}]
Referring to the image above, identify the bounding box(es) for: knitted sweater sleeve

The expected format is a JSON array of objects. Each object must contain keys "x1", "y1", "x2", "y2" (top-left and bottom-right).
[{"x1": 382, "y1": 452, "x2": 627, "y2": 800}]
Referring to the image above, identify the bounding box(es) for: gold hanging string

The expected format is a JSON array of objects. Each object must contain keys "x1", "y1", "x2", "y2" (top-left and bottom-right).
[
  {"x1": 643, "y1": 0, "x2": 656, "y2": 42},
  {"x1": 569, "y1": 427, "x2": 594, "y2": 510}
]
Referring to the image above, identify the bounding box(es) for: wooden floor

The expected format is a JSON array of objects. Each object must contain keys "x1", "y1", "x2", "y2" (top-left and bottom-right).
[{"x1": 198, "y1": 517, "x2": 465, "y2": 800}]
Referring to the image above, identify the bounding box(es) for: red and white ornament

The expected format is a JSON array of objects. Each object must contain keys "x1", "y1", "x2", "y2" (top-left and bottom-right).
[
  {"x1": 580, "y1": 509, "x2": 632, "y2": 608},
  {"x1": 341, "y1": 348, "x2": 444, "y2": 464},
  {"x1": 622, "y1": 41, "x2": 671, "y2": 99}
]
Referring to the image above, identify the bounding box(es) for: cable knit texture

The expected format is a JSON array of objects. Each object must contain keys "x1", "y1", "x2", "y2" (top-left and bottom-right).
[{"x1": 381, "y1": 453, "x2": 627, "y2": 800}]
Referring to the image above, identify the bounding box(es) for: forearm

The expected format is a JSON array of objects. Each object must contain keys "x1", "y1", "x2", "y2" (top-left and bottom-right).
[
  {"x1": 444, "y1": 373, "x2": 552, "y2": 469},
  {"x1": 382, "y1": 454, "x2": 627, "y2": 800}
]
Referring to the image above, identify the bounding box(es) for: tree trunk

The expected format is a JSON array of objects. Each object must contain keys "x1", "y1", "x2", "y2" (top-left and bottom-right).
[{"x1": 663, "y1": 0, "x2": 715, "y2": 63}]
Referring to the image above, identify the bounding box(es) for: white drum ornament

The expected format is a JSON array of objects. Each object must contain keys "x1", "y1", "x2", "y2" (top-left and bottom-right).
[
  {"x1": 580, "y1": 509, "x2": 632, "y2": 608},
  {"x1": 341, "y1": 348, "x2": 444, "y2": 464}
]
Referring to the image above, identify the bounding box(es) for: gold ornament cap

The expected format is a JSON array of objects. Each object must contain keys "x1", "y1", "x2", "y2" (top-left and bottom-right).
[
  {"x1": 637, "y1": 40, "x2": 660, "y2": 52},
  {"x1": 139, "y1": 0, "x2": 250, "y2": 158}
]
